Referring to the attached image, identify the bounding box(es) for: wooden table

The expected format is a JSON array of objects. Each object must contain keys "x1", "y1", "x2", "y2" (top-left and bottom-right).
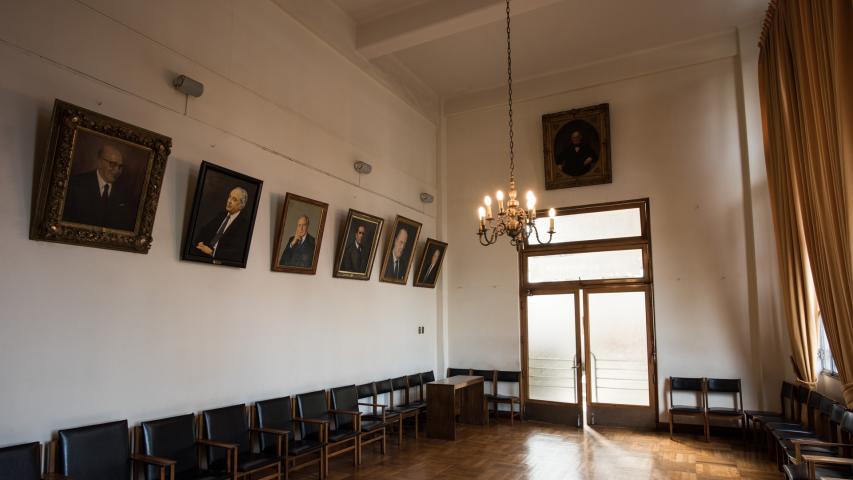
[{"x1": 426, "y1": 375, "x2": 486, "y2": 440}]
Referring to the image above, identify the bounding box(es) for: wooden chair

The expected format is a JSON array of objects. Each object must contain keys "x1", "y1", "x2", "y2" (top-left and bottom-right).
[
  {"x1": 747, "y1": 381, "x2": 796, "y2": 444},
  {"x1": 381, "y1": 378, "x2": 420, "y2": 439},
  {"x1": 199, "y1": 404, "x2": 282, "y2": 480},
  {"x1": 486, "y1": 370, "x2": 522, "y2": 425},
  {"x1": 471, "y1": 369, "x2": 496, "y2": 420},
  {"x1": 138, "y1": 413, "x2": 231, "y2": 480},
  {"x1": 255, "y1": 396, "x2": 324, "y2": 479},
  {"x1": 296, "y1": 389, "x2": 357, "y2": 478},
  {"x1": 668, "y1": 377, "x2": 707, "y2": 440},
  {"x1": 790, "y1": 410, "x2": 853, "y2": 480},
  {"x1": 0, "y1": 442, "x2": 67, "y2": 480},
  {"x1": 331, "y1": 385, "x2": 385, "y2": 464},
  {"x1": 705, "y1": 378, "x2": 746, "y2": 441},
  {"x1": 49, "y1": 420, "x2": 172, "y2": 479},
  {"x1": 358, "y1": 382, "x2": 403, "y2": 445},
  {"x1": 406, "y1": 373, "x2": 428, "y2": 414}
]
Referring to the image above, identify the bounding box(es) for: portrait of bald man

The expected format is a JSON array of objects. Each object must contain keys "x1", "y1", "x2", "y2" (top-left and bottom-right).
[
  {"x1": 63, "y1": 140, "x2": 144, "y2": 231},
  {"x1": 380, "y1": 216, "x2": 421, "y2": 283},
  {"x1": 193, "y1": 186, "x2": 253, "y2": 262}
]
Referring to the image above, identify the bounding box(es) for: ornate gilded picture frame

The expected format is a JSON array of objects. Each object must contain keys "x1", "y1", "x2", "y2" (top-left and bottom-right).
[
  {"x1": 272, "y1": 193, "x2": 328, "y2": 274},
  {"x1": 379, "y1": 215, "x2": 422, "y2": 285},
  {"x1": 413, "y1": 238, "x2": 448, "y2": 288},
  {"x1": 29, "y1": 99, "x2": 171, "y2": 253},
  {"x1": 333, "y1": 209, "x2": 384, "y2": 280},
  {"x1": 181, "y1": 161, "x2": 263, "y2": 268},
  {"x1": 543, "y1": 103, "x2": 611, "y2": 190}
]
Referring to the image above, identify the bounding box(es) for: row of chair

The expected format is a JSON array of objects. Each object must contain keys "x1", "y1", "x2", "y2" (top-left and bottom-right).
[
  {"x1": 748, "y1": 382, "x2": 853, "y2": 480},
  {"x1": 668, "y1": 377, "x2": 747, "y2": 441},
  {"x1": 447, "y1": 368, "x2": 523, "y2": 425},
  {"x1": 0, "y1": 371, "x2": 438, "y2": 480}
]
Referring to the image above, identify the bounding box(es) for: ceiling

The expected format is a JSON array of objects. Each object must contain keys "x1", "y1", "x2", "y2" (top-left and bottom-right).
[{"x1": 330, "y1": 0, "x2": 768, "y2": 99}]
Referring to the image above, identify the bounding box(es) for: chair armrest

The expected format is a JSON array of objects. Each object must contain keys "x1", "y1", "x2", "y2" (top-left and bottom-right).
[
  {"x1": 131, "y1": 453, "x2": 177, "y2": 466},
  {"x1": 251, "y1": 427, "x2": 291, "y2": 436},
  {"x1": 197, "y1": 439, "x2": 239, "y2": 451},
  {"x1": 293, "y1": 417, "x2": 329, "y2": 425},
  {"x1": 801, "y1": 454, "x2": 853, "y2": 466},
  {"x1": 330, "y1": 409, "x2": 362, "y2": 416},
  {"x1": 359, "y1": 402, "x2": 385, "y2": 410},
  {"x1": 792, "y1": 440, "x2": 853, "y2": 461}
]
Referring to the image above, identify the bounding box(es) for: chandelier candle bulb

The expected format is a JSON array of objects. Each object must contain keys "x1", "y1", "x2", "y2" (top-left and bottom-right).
[
  {"x1": 548, "y1": 208, "x2": 556, "y2": 233},
  {"x1": 496, "y1": 190, "x2": 505, "y2": 213},
  {"x1": 484, "y1": 195, "x2": 493, "y2": 219}
]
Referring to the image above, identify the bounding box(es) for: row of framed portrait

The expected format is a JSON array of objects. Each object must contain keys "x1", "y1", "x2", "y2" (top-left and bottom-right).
[{"x1": 29, "y1": 100, "x2": 447, "y2": 287}]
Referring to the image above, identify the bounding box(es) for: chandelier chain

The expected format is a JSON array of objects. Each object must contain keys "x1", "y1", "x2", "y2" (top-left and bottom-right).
[{"x1": 506, "y1": 0, "x2": 514, "y2": 178}]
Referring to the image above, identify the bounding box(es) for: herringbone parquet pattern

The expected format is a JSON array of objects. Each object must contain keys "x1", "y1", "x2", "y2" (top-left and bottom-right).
[{"x1": 290, "y1": 421, "x2": 782, "y2": 480}]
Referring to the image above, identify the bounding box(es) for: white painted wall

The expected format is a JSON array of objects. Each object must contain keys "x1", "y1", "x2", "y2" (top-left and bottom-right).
[
  {"x1": 443, "y1": 31, "x2": 785, "y2": 418},
  {"x1": 0, "y1": 0, "x2": 438, "y2": 445}
]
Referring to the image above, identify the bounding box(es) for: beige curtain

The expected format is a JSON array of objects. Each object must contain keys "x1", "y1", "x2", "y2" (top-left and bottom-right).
[{"x1": 759, "y1": 0, "x2": 853, "y2": 405}]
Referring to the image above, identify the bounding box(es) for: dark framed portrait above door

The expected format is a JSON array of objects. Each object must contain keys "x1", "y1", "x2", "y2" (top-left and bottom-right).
[{"x1": 542, "y1": 103, "x2": 611, "y2": 190}]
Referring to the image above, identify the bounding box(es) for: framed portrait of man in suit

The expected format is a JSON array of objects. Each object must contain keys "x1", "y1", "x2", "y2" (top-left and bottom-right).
[
  {"x1": 542, "y1": 103, "x2": 611, "y2": 190},
  {"x1": 181, "y1": 161, "x2": 263, "y2": 268},
  {"x1": 30, "y1": 99, "x2": 171, "y2": 253},
  {"x1": 333, "y1": 209, "x2": 384, "y2": 280},
  {"x1": 272, "y1": 193, "x2": 328, "y2": 274},
  {"x1": 379, "y1": 215, "x2": 422, "y2": 285},
  {"x1": 413, "y1": 238, "x2": 448, "y2": 288}
]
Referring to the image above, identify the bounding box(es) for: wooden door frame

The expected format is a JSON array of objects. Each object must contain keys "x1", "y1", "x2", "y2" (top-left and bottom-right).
[
  {"x1": 582, "y1": 284, "x2": 658, "y2": 428},
  {"x1": 518, "y1": 198, "x2": 658, "y2": 428},
  {"x1": 520, "y1": 287, "x2": 584, "y2": 425}
]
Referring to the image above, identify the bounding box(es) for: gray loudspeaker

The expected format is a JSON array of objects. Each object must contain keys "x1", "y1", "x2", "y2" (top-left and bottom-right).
[{"x1": 173, "y1": 75, "x2": 204, "y2": 97}]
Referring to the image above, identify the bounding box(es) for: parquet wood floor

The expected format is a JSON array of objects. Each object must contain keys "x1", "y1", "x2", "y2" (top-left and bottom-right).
[{"x1": 289, "y1": 421, "x2": 782, "y2": 480}]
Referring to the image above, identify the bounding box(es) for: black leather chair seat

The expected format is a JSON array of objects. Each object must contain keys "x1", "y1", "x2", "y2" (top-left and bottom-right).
[
  {"x1": 746, "y1": 409, "x2": 781, "y2": 417},
  {"x1": 408, "y1": 400, "x2": 427, "y2": 409},
  {"x1": 176, "y1": 468, "x2": 231, "y2": 480},
  {"x1": 670, "y1": 406, "x2": 704, "y2": 414},
  {"x1": 765, "y1": 421, "x2": 808, "y2": 431},
  {"x1": 361, "y1": 419, "x2": 385, "y2": 432},
  {"x1": 364, "y1": 411, "x2": 400, "y2": 422},
  {"x1": 781, "y1": 440, "x2": 839, "y2": 457},
  {"x1": 707, "y1": 407, "x2": 744, "y2": 416},
  {"x1": 210, "y1": 452, "x2": 278, "y2": 473},
  {"x1": 289, "y1": 438, "x2": 323, "y2": 456},
  {"x1": 486, "y1": 393, "x2": 519, "y2": 401},
  {"x1": 783, "y1": 462, "x2": 853, "y2": 480},
  {"x1": 388, "y1": 406, "x2": 418, "y2": 414},
  {"x1": 328, "y1": 429, "x2": 358, "y2": 443},
  {"x1": 771, "y1": 429, "x2": 817, "y2": 440}
]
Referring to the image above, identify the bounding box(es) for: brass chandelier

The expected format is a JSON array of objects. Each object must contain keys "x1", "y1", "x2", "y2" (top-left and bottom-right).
[{"x1": 477, "y1": 0, "x2": 555, "y2": 250}]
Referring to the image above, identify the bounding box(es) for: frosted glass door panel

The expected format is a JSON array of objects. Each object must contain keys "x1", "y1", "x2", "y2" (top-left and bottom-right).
[
  {"x1": 530, "y1": 208, "x2": 641, "y2": 245},
  {"x1": 587, "y1": 291, "x2": 650, "y2": 406},
  {"x1": 527, "y1": 294, "x2": 577, "y2": 403},
  {"x1": 527, "y1": 249, "x2": 644, "y2": 283}
]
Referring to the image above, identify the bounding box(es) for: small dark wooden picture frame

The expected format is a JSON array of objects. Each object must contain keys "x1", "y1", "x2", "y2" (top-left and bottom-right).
[
  {"x1": 333, "y1": 209, "x2": 384, "y2": 280},
  {"x1": 379, "y1": 215, "x2": 423, "y2": 285},
  {"x1": 413, "y1": 238, "x2": 448, "y2": 288},
  {"x1": 543, "y1": 103, "x2": 611, "y2": 190},
  {"x1": 181, "y1": 161, "x2": 263, "y2": 268},
  {"x1": 272, "y1": 193, "x2": 328, "y2": 274},
  {"x1": 30, "y1": 99, "x2": 171, "y2": 253}
]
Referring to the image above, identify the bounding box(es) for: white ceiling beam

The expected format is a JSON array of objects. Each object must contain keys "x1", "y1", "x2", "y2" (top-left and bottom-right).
[{"x1": 357, "y1": 0, "x2": 564, "y2": 59}]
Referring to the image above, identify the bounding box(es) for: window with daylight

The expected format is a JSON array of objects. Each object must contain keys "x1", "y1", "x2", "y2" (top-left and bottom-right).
[{"x1": 817, "y1": 316, "x2": 838, "y2": 376}]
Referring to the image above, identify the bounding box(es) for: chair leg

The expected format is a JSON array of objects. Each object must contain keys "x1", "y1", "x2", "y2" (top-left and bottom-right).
[
  {"x1": 398, "y1": 418, "x2": 403, "y2": 445},
  {"x1": 704, "y1": 415, "x2": 710, "y2": 442},
  {"x1": 669, "y1": 411, "x2": 674, "y2": 440},
  {"x1": 357, "y1": 436, "x2": 362, "y2": 465},
  {"x1": 510, "y1": 400, "x2": 515, "y2": 426}
]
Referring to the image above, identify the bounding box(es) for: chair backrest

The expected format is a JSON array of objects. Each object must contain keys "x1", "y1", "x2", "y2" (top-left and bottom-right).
[
  {"x1": 496, "y1": 371, "x2": 520, "y2": 383},
  {"x1": 56, "y1": 420, "x2": 131, "y2": 480},
  {"x1": 296, "y1": 390, "x2": 328, "y2": 440},
  {"x1": 447, "y1": 368, "x2": 470, "y2": 377},
  {"x1": 421, "y1": 371, "x2": 436, "y2": 383},
  {"x1": 331, "y1": 385, "x2": 359, "y2": 431},
  {"x1": 255, "y1": 396, "x2": 292, "y2": 454},
  {"x1": 375, "y1": 379, "x2": 393, "y2": 396},
  {"x1": 472, "y1": 369, "x2": 495, "y2": 395},
  {"x1": 0, "y1": 442, "x2": 40, "y2": 480},
  {"x1": 391, "y1": 376, "x2": 409, "y2": 405},
  {"x1": 357, "y1": 383, "x2": 375, "y2": 401},
  {"x1": 407, "y1": 374, "x2": 423, "y2": 402},
  {"x1": 669, "y1": 377, "x2": 704, "y2": 408},
  {"x1": 841, "y1": 410, "x2": 853, "y2": 441},
  {"x1": 805, "y1": 391, "x2": 824, "y2": 429},
  {"x1": 140, "y1": 414, "x2": 196, "y2": 480},
  {"x1": 780, "y1": 381, "x2": 795, "y2": 419},
  {"x1": 202, "y1": 404, "x2": 250, "y2": 466},
  {"x1": 706, "y1": 378, "x2": 742, "y2": 410},
  {"x1": 830, "y1": 404, "x2": 847, "y2": 441}
]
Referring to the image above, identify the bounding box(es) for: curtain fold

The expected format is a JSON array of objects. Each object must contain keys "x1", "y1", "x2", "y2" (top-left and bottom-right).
[{"x1": 759, "y1": 0, "x2": 853, "y2": 405}]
